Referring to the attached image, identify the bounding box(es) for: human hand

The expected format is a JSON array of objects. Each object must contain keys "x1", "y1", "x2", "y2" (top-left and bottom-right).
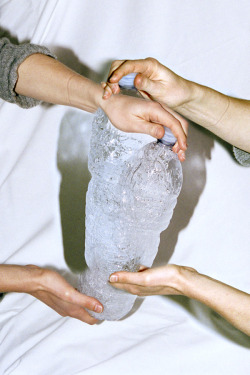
[
  {"x1": 28, "y1": 265, "x2": 103, "y2": 324},
  {"x1": 101, "y1": 93, "x2": 188, "y2": 161},
  {"x1": 102, "y1": 58, "x2": 193, "y2": 110},
  {"x1": 109, "y1": 264, "x2": 197, "y2": 297}
]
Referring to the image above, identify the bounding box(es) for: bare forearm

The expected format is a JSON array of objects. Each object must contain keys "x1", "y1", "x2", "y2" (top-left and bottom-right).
[
  {"x1": 179, "y1": 268, "x2": 250, "y2": 335},
  {"x1": 176, "y1": 82, "x2": 250, "y2": 152},
  {"x1": 109, "y1": 263, "x2": 250, "y2": 334},
  {"x1": 0, "y1": 264, "x2": 42, "y2": 293},
  {"x1": 15, "y1": 53, "x2": 103, "y2": 113}
]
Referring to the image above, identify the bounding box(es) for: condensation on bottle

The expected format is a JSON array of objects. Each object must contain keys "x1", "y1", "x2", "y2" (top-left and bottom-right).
[{"x1": 78, "y1": 74, "x2": 183, "y2": 320}]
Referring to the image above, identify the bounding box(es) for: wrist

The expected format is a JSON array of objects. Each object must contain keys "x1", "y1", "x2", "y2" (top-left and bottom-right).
[
  {"x1": 0, "y1": 264, "x2": 44, "y2": 294},
  {"x1": 84, "y1": 81, "x2": 105, "y2": 112},
  {"x1": 175, "y1": 80, "x2": 229, "y2": 133},
  {"x1": 174, "y1": 79, "x2": 202, "y2": 111},
  {"x1": 67, "y1": 75, "x2": 104, "y2": 113},
  {"x1": 24, "y1": 265, "x2": 45, "y2": 294},
  {"x1": 171, "y1": 265, "x2": 199, "y2": 297}
]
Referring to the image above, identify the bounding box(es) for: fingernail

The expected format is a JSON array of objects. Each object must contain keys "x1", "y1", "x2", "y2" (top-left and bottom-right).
[
  {"x1": 109, "y1": 275, "x2": 118, "y2": 282},
  {"x1": 94, "y1": 304, "x2": 103, "y2": 313},
  {"x1": 180, "y1": 151, "x2": 185, "y2": 161},
  {"x1": 103, "y1": 89, "x2": 109, "y2": 99}
]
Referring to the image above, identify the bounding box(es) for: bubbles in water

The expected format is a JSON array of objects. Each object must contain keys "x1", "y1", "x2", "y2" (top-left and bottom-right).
[{"x1": 78, "y1": 109, "x2": 182, "y2": 320}]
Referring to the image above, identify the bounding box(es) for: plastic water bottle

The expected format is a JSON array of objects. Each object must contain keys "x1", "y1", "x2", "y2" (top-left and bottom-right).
[{"x1": 78, "y1": 75, "x2": 183, "y2": 320}]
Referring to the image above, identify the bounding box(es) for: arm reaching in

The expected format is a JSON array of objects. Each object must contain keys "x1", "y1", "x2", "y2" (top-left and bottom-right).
[
  {"x1": 0, "y1": 264, "x2": 103, "y2": 324},
  {"x1": 103, "y1": 58, "x2": 250, "y2": 153},
  {"x1": 109, "y1": 264, "x2": 250, "y2": 335},
  {"x1": 14, "y1": 53, "x2": 187, "y2": 156}
]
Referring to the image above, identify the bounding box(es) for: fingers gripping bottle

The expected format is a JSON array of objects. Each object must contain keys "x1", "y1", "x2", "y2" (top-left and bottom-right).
[{"x1": 78, "y1": 74, "x2": 183, "y2": 320}]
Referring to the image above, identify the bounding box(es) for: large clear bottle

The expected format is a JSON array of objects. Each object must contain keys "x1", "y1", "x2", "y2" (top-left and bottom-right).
[{"x1": 78, "y1": 75, "x2": 183, "y2": 320}]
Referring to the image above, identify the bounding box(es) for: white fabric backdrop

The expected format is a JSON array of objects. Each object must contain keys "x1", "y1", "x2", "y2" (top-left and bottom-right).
[{"x1": 0, "y1": 0, "x2": 249, "y2": 374}]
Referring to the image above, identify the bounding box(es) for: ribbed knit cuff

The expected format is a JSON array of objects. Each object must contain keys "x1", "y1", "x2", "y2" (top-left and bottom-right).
[
  {"x1": 233, "y1": 146, "x2": 250, "y2": 167},
  {"x1": 0, "y1": 37, "x2": 56, "y2": 108}
]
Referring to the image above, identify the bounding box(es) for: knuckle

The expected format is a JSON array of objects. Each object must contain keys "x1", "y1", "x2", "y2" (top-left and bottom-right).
[
  {"x1": 143, "y1": 274, "x2": 152, "y2": 286},
  {"x1": 174, "y1": 119, "x2": 182, "y2": 129},
  {"x1": 145, "y1": 57, "x2": 157, "y2": 67},
  {"x1": 64, "y1": 289, "x2": 74, "y2": 301},
  {"x1": 146, "y1": 56, "x2": 155, "y2": 62},
  {"x1": 137, "y1": 291, "x2": 145, "y2": 297},
  {"x1": 170, "y1": 118, "x2": 181, "y2": 130},
  {"x1": 130, "y1": 61, "x2": 138, "y2": 71}
]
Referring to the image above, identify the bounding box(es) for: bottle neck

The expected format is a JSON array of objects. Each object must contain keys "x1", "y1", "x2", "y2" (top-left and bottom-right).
[{"x1": 157, "y1": 139, "x2": 174, "y2": 149}]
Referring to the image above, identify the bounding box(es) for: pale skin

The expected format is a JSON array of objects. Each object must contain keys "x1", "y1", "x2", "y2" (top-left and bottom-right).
[
  {"x1": 103, "y1": 57, "x2": 250, "y2": 153},
  {"x1": 109, "y1": 265, "x2": 250, "y2": 336},
  {"x1": 104, "y1": 57, "x2": 250, "y2": 335},
  {"x1": 0, "y1": 54, "x2": 187, "y2": 324},
  {"x1": 0, "y1": 265, "x2": 102, "y2": 324}
]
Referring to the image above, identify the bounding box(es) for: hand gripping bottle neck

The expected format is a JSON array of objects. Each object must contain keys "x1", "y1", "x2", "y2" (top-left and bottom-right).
[{"x1": 119, "y1": 73, "x2": 177, "y2": 147}]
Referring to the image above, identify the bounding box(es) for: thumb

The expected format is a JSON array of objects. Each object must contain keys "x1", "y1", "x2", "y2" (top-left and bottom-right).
[
  {"x1": 72, "y1": 289, "x2": 103, "y2": 313},
  {"x1": 135, "y1": 74, "x2": 156, "y2": 97}
]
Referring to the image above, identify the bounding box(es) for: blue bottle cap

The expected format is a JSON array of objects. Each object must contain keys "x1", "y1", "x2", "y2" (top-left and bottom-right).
[
  {"x1": 119, "y1": 73, "x2": 137, "y2": 89},
  {"x1": 159, "y1": 127, "x2": 177, "y2": 146}
]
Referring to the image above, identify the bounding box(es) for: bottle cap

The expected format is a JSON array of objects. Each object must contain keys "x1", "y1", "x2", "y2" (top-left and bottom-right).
[
  {"x1": 159, "y1": 127, "x2": 177, "y2": 147},
  {"x1": 119, "y1": 73, "x2": 137, "y2": 89}
]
